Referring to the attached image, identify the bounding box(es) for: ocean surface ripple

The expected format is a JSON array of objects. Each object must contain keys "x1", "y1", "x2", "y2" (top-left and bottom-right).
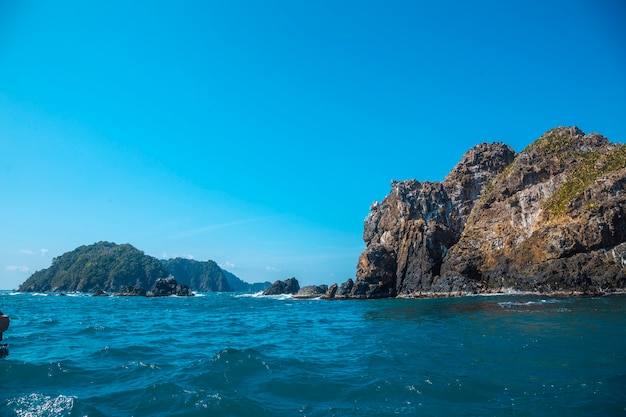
[{"x1": 1, "y1": 292, "x2": 625, "y2": 416}]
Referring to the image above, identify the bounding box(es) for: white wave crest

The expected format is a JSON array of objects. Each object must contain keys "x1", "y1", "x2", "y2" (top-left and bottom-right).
[{"x1": 8, "y1": 393, "x2": 76, "y2": 417}]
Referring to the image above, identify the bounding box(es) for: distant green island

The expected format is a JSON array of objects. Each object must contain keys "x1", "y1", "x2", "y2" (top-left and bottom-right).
[{"x1": 18, "y1": 241, "x2": 270, "y2": 294}]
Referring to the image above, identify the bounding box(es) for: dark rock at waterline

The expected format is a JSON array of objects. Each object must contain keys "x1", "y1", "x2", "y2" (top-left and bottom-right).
[
  {"x1": 294, "y1": 285, "x2": 328, "y2": 298},
  {"x1": 337, "y1": 279, "x2": 354, "y2": 297},
  {"x1": 116, "y1": 286, "x2": 147, "y2": 297},
  {"x1": 92, "y1": 289, "x2": 109, "y2": 297},
  {"x1": 324, "y1": 279, "x2": 354, "y2": 299},
  {"x1": 325, "y1": 284, "x2": 338, "y2": 298},
  {"x1": 263, "y1": 277, "x2": 300, "y2": 295},
  {"x1": 150, "y1": 277, "x2": 194, "y2": 297}
]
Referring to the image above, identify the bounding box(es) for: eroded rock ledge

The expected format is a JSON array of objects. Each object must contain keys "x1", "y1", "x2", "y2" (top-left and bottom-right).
[{"x1": 325, "y1": 127, "x2": 626, "y2": 299}]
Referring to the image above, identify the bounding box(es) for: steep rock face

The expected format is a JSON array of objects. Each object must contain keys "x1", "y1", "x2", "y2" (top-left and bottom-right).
[
  {"x1": 351, "y1": 127, "x2": 626, "y2": 297},
  {"x1": 353, "y1": 142, "x2": 515, "y2": 297},
  {"x1": 441, "y1": 127, "x2": 626, "y2": 293}
]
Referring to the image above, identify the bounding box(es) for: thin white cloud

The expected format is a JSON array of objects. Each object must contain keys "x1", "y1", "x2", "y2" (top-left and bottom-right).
[
  {"x1": 183, "y1": 254, "x2": 194, "y2": 260},
  {"x1": 223, "y1": 261, "x2": 236, "y2": 269},
  {"x1": 265, "y1": 266, "x2": 281, "y2": 272},
  {"x1": 5, "y1": 265, "x2": 30, "y2": 272},
  {"x1": 20, "y1": 248, "x2": 49, "y2": 256},
  {"x1": 173, "y1": 215, "x2": 283, "y2": 239}
]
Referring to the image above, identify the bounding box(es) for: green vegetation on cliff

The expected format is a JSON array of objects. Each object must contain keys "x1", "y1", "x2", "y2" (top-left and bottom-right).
[
  {"x1": 524, "y1": 127, "x2": 577, "y2": 154},
  {"x1": 542, "y1": 142, "x2": 626, "y2": 219},
  {"x1": 161, "y1": 258, "x2": 270, "y2": 292},
  {"x1": 161, "y1": 258, "x2": 233, "y2": 292}
]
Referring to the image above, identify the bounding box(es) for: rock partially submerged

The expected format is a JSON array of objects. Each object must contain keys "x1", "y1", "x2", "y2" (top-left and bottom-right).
[
  {"x1": 112, "y1": 277, "x2": 194, "y2": 297},
  {"x1": 294, "y1": 285, "x2": 328, "y2": 299},
  {"x1": 116, "y1": 286, "x2": 147, "y2": 297},
  {"x1": 149, "y1": 277, "x2": 194, "y2": 297},
  {"x1": 262, "y1": 277, "x2": 300, "y2": 295}
]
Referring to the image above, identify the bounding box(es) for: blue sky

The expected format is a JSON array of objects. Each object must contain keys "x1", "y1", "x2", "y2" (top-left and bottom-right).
[{"x1": 1, "y1": 1, "x2": 625, "y2": 290}]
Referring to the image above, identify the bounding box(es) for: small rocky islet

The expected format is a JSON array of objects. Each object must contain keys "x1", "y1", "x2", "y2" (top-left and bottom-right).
[{"x1": 18, "y1": 127, "x2": 626, "y2": 299}]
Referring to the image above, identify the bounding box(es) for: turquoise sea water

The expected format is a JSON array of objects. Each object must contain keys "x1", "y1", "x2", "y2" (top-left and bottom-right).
[{"x1": 0, "y1": 291, "x2": 625, "y2": 416}]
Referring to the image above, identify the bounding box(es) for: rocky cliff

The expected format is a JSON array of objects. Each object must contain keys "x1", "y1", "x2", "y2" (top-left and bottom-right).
[{"x1": 335, "y1": 127, "x2": 626, "y2": 298}]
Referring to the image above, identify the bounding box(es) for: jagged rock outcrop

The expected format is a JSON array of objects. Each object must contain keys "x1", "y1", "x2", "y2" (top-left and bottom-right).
[
  {"x1": 348, "y1": 142, "x2": 515, "y2": 298},
  {"x1": 440, "y1": 127, "x2": 626, "y2": 294},
  {"x1": 337, "y1": 127, "x2": 626, "y2": 298},
  {"x1": 323, "y1": 279, "x2": 354, "y2": 299},
  {"x1": 294, "y1": 285, "x2": 328, "y2": 298},
  {"x1": 262, "y1": 277, "x2": 300, "y2": 295},
  {"x1": 149, "y1": 277, "x2": 194, "y2": 297}
]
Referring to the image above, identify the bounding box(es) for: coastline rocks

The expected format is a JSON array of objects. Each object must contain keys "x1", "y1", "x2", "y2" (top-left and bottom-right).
[
  {"x1": 323, "y1": 279, "x2": 354, "y2": 299},
  {"x1": 336, "y1": 279, "x2": 354, "y2": 297},
  {"x1": 102, "y1": 278, "x2": 195, "y2": 297},
  {"x1": 294, "y1": 285, "x2": 328, "y2": 298},
  {"x1": 263, "y1": 277, "x2": 300, "y2": 295},
  {"x1": 334, "y1": 127, "x2": 626, "y2": 298},
  {"x1": 325, "y1": 284, "x2": 338, "y2": 298},
  {"x1": 150, "y1": 277, "x2": 194, "y2": 297},
  {"x1": 116, "y1": 286, "x2": 147, "y2": 297}
]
